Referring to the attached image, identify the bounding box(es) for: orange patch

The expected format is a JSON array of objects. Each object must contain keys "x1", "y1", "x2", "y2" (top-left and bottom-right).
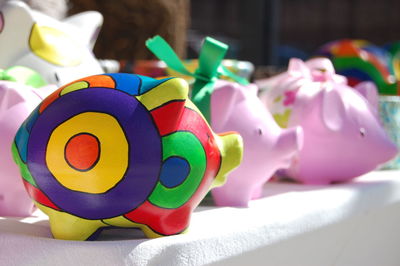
[
  {"x1": 83, "y1": 75, "x2": 115, "y2": 88},
  {"x1": 65, "y1": 133, "x2": 100, "y2": 171},
  {"x1": 39, "y1": 88, "x2": 62, "y2": 113}
]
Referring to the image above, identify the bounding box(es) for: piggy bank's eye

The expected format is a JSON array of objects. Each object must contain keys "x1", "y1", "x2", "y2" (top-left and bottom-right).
[
  {"x1": 360, "y1": 127, "x2": 366, "y2": 137},
  {"x1": 257, "y1": 128, "x2": 263, "y2": 136},
  {"x1": 54, "y1": 73, "x2": 59, "y2": 83}
]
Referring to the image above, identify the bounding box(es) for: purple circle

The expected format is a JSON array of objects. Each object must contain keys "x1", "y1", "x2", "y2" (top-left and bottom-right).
[{"x1": 27, "y1": 88, "x2": 162, "y2": 219}]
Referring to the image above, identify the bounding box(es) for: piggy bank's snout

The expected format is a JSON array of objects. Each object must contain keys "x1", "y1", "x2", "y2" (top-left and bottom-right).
[
  {"x1": 383, "y1": 138, "x2": 398, "y2": 162},
  {"x1": 276, "y1": 126, "x2": 303, "y2": 156}
]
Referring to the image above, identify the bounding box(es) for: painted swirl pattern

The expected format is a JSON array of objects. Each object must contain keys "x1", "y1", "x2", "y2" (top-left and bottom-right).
[{"x1": 12, "y1": 73, "x2": 242, "y2": 240}]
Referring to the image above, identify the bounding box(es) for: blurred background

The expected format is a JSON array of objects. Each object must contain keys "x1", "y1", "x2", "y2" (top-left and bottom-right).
[{"x1": 15, "y1": 0, "x2": 400, "y2": 78}]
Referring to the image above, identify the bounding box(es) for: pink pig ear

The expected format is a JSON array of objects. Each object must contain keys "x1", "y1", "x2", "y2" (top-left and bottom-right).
[
  {"x1": 305, "y1": 57, "x2": 335, "y2": 74},
  {"x1": 322, "y1": 87, "x2": 346, "y2": 131},
  {"x1": 246, "y1": 83, "x2": 259, "y2": 95},
  {"x1": 353, "y1": 81, "x2": 378, "y2": 111},
  {"x1": 211, "y1": 82, "x2": 245, "y2": 129},
  {"x1": 0, "y1": 86, "x2": 25, "y2": 110},
  {"x1": 288, "y1": 58, "x2": 310, "y2": 78}
]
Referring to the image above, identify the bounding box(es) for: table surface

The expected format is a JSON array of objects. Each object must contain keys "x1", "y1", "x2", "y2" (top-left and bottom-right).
[{"x1": 1, "y1": 170, "x2": 400, "y2": 266}]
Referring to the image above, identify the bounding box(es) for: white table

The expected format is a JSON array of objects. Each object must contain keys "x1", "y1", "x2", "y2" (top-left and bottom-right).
[{"x1": 1, "y1": 170, "x2": 400, "y2": 266}]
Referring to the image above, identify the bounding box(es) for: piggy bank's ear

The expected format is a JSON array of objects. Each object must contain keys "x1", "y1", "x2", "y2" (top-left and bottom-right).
[
  {"x1": 288, "y1": 58, "x2": 310, "y2": 77},
  {"x1": 353, "y1": 81, "x2": 378, "y2": 111},
  {"x1": 211, "y1": 82, "x2": 245, "y2": 129},
  {"x1": 63, "y1": 11, "x2": 103, "y2": 49},
  {"x1": 0, "y1": 85, "x2": 25, "y2": 110},
  {"x1": 0, "y1": 1, "x2": 35, "y2": 65},
  {"x1": 322, "y1": 88, "x2": 345, "y2": 131},
  {"x1": 136, "y1": 77, "x2": 189, "y2": 111},
  {"x1": 305, "y1": 57, "x2": 335, "y2": 74},
  {"x1": 246, "y1": 83, "x2": 258, "y2": 95}
]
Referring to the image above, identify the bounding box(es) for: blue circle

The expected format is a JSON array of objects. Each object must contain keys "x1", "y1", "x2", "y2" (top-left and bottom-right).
[{"x1": 159, "y1": 156, "x2": 190, "y2": 188}]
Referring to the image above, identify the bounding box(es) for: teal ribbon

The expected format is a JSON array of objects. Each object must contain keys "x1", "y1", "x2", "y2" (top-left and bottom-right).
[{"x1": 146, "y1": 35, "x2": 248, "y2": 123}]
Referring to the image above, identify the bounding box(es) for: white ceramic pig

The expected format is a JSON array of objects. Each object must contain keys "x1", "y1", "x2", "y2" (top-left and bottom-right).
[{"x1": 0, "y1": 0, "x2": 104, "y2": 86}]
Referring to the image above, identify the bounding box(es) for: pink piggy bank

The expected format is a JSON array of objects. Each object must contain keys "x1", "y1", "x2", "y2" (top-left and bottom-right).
[
  {"x1": 260, "y1": 58, "x2": 397, "y2": 184},
  {"x1": 211, "y1": 80, "x2": 303, "y2": 207},
  {"x1": 0, "y1": 81, "x2": 55, "y2": 216}
]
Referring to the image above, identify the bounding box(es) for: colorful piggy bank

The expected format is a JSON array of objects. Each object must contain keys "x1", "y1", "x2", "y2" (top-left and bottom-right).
[
  {"x1": 12, "y1": 74, "x2": 243, "y2": 240},
  {"x1": 260, "y1": 58, "x2": 397, "y2": 184},
  {"x1": 385, "y1": 41, "x2": 400, "y2": 81},
  {"x1": 0, "y1": 80, "x2": 55, "y2": 216},
  {"x1": 210, "y1": 80, "x2": 303, "y2": 207},
  {"x1": 0, "y1": 0, "x2": 104, "y2": 86},
  {"x1": 316, "y1": 39, "x2": 399, "y2": 95}
]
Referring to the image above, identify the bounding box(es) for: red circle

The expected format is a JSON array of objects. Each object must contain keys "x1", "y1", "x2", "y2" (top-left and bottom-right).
[{"x1": 65, "y1": 133, "x2": 100, "y2": 171}]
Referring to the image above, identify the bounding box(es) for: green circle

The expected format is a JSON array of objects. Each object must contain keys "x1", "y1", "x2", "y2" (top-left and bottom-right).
[{"x1": 148, "y1": 131, "x2": 206, "y2": 208}]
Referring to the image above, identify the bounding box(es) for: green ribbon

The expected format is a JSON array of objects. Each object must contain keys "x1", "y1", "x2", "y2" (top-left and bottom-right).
[
  {"x1": 146, "y1": 35, "x2": 248, "y2": 123},
  {"x1": 0, "y1": 69, "x2": 16, "y2": 82},
  {"x1": 0, "y1": 66, "x2": 47, "y2": 88}
]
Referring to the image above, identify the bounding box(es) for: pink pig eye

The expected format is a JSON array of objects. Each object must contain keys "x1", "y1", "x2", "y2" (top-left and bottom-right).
[
  {"x1": 257, "y1": 128, "x2": 263, "y2": 136},
  {"x1": 360, "y1": 127, "x2": 366, "y2": 137}
]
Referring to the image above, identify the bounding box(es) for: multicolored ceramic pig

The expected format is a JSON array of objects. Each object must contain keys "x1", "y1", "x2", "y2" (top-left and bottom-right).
[
  {"x1": 316, "y1": 39, "x2": 399, "y2": 95},
  {"x1": 146, "y1": 35, "x2": 302, "y2": 207},
  {"x1": 0, "y1": 0, "x2": 104, "y2": 86},
  {"x1": 210, "y1": 80, "x2": 303, "y2": 207},
  {"x1": 259, "y1": 58, "x2": 397, "y2": 184},
  {"x1": 12, "y1": 73, "x2": 243, "y2": 240},
  {"x1": 0, "y1": 78, "x2": 56, "y2": 216}
]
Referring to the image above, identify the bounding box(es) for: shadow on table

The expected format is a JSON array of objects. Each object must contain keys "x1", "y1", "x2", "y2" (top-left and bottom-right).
[
  {"x1": 261, "y1": 170, "x2": 399, "y2": 198},
  {"x1": 199, "y1": 171, "x2": 399, "y2": 208},
  {"x1": 0, "y1": 215, "x2": 151, "y2": 241},
  {"x1": 0, "y1": 216, "x2": 51, "y2": 238}
]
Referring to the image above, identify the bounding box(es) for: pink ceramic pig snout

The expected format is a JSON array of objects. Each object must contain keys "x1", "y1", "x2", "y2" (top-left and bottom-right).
[
  {"x1": 378, "y1": 138, "x2": 398, "y2": 167},
  {"x1": 367, "y1": 123, "x2": 398, "y2": 167},
  {"x1": 274, "y1": 126, "x2": 303, "y2": 169},
  {"x1": 0, "y1": 103, "x2": 36, "y2": 216},
  {"x1": 0, "y1": 81, "x2": 53, "y2": 216}
]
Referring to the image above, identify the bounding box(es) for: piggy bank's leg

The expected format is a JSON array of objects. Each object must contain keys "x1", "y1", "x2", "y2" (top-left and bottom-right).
[
  {"x1": 212, "y1": 183, "x2": 254, "y2": 207},
  {"x1": 36, "y1": 202, "x2": 105, "y2": 240},
  {"x1": 103, "y1": 216, "x2": 165, "y2": 238},
  {"x1": 250, "y1": 185, "x2": 264, "y2": 200},
  {"x1": 124, "y1": 201, "x2": 191, "y2": 237}
]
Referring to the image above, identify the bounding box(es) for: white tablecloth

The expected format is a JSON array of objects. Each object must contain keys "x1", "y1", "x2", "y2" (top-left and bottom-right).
[{"x1": 1, "y1": 170, "x2": 400, "y2": 266}]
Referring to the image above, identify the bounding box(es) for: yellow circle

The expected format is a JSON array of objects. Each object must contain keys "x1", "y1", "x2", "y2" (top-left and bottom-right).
[{"x1": 46, "y1": 112, "x2": 129, "y2": 194}]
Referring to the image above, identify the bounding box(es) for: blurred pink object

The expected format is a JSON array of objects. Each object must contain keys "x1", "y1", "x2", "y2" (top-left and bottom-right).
[
  {"x1": 211, "y1": 80, "x2": 303, "y2": 207},
  {"x1": 0, "y1": 81, "x2": 55, "y2": 216},
  {"x1": 259, "y1": 58, "x2": 397, "y2": 184}
]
